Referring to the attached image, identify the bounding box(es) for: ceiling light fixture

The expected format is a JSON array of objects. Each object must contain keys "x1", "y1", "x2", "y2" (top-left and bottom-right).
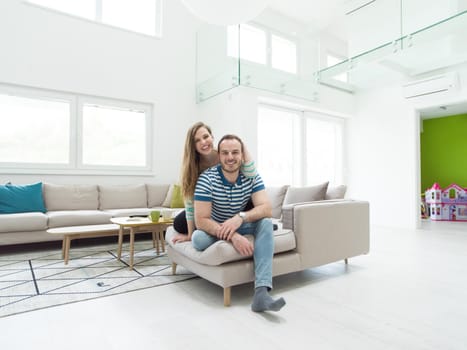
[{"x1": 181, "y1": 0, "x2": 269, "y2": 26}]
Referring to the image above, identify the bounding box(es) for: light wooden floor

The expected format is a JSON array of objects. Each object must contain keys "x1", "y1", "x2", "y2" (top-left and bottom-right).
[{"x1": 1, "y1": 221, "x2": 466, "y2": 350}]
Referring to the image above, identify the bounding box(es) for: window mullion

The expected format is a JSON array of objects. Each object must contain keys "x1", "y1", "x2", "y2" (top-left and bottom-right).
[{"x1": 75, "y1": 97, "x2": 84, "y2": 169}]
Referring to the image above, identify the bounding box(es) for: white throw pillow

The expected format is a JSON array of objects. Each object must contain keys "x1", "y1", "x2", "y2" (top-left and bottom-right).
[
  {"x1": 325, "y1": 185, "x2": 347, "y2": 200},
  {"x1": 266, "y1": 185, "x2": 289, "y2": 218},
  {"x1": 283, "y1": 181, "x2": 329, "y2": 205},
  {"x1": 162, "y1": 184, "x2": 174, "y2": 207},
  {"x1": 147, "y1": 184, "x2": 171, "y2": 207}
]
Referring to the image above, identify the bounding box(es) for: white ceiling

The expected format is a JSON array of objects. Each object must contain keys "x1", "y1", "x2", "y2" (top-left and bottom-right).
[
  {"x1": 420, "y1": 102, "x2": 467, "y2": 119},
  {"x1": 266, "y1": 0, "x2": 348, "y2": 39},
  {"x1": 267, "y1": 0, "x2": 346, "y2": 30},
  {"x1": 263, "y1": 0, "x2": 467, "y2": 118}
]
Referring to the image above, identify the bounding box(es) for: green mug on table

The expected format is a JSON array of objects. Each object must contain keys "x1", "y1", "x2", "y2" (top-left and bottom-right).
[{"x1": 149, "y1": 210, "x2": 160, "y2": 222}]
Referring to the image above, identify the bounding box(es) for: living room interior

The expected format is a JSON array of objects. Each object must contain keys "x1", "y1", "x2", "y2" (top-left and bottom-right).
[{"x1": 1, "y1": 0, "x2": 467, "y2": 349}]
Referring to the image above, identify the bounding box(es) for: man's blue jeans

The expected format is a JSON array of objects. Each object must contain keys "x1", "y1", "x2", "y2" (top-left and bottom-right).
[{"x1": 192, "y1": 218, "x2": 274, "y2": 289}]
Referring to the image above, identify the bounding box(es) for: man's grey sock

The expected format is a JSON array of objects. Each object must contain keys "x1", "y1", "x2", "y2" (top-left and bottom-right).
[{"x1": 251, "y1": 286, "x2": 286, "y2": 312}]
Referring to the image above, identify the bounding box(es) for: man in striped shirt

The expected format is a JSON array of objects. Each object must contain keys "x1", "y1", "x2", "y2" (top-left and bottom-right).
[{"x1": 193, "y1": 134, "x2": 285, "y2": 312}]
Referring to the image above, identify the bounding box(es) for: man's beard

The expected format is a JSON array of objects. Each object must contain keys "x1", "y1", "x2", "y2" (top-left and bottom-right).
[{"x1": 221, "y1": 161, "x2": 241, "y2": 174}]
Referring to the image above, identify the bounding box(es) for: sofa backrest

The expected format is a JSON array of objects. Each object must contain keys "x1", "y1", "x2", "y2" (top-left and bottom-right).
[
  {"x1": 43, "y1": 183, "x2": 99, "y2": 211},
  {"x1": 267, "y1": 183, "x2": 347, "y2": 220},
  {"x1": 98, "y1": 184, "x2": 147, "y2": 210},
  {"x1": 147, "y1": 183, "x2": 171, "y2": 207}
]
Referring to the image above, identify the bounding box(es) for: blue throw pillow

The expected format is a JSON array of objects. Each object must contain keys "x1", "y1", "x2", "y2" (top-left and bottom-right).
[{"x1": 0, "y1": 182, "x2": 46, "y2": 214}]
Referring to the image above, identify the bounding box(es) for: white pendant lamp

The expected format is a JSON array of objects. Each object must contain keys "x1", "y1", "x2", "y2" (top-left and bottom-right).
[{"x1": 182, "y1": 0, "x2": 269, "y2": 26}]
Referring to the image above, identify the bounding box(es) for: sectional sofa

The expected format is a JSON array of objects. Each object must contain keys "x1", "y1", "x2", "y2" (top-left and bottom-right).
[
  {"x1": 0, "y1": 182, "x2": 182, "y2": 246},
  {"x1": 166, "y1": 183, "x2": 370, "y2": 306},
  {"x1": 1, "y1": 181, "x2": 370, "y2": 307}
]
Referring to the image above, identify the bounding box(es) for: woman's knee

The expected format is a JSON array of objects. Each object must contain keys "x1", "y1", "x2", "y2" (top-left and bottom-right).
[{"x1": 173, "y1": 210, "x2": 188, "y2": 233}]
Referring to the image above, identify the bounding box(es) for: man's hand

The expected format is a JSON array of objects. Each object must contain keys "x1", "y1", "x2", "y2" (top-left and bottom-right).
[
  {"x1": 218, "y1": 214, "x2": 243, "y2": 240},
  {"x1": 231, "y1": 233, "x2": 254, "y2": 256}
]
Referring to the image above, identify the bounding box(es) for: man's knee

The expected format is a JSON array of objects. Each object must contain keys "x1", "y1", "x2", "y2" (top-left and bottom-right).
[{"x1": 257, "y1": 218, "x2": 273, "y2": 231}]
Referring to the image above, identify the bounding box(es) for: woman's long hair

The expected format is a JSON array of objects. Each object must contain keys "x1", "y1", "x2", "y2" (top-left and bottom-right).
[{"x1": 180, "y1": 122, "x2": 213, "y2": 200}]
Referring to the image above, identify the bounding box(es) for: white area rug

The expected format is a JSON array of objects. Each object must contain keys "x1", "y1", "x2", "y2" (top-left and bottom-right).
[{"x1": 0, "y1": 240, "x2": 195, "y2": 318}]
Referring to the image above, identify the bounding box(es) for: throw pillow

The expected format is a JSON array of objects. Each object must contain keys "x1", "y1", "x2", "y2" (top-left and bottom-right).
[
  {"x1": 266, "y1": 185, "x2": 289, "y2": 218},
  {"x1": 170, "y1": 185, "x2": 185, "y2": 208},
  {"x1": 283, "y1": 181, "x2": 329, "y2": 205},
  {"x1": 325, "y1": 185, "x2": 347, "y2": 200},
  {"x1": 147, "y1": 184, "x2": 172, "y2": 207},
  {"x1": 0, "y1": 182, "x2": 46, "y2": 214},
  {"x1": 162, "y1": 184, "x2": 174, "y2": 207}
]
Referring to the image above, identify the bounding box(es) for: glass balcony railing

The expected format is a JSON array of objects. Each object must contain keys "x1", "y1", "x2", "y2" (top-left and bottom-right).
[
  {"x1": 320, "y1": 9, "x2": 467, "y2": 92},
  {"x1": 196, "y1": 1, "x2": 467, "y2": 102}
]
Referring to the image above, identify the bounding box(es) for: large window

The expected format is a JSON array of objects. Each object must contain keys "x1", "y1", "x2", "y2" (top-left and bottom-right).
[
  {"x1": 0, "y1": 94, "x2": 71, "y2": 164},
  {"x1": 0, "y1": 85, "x2": 152, "y2": 174},
  {"x1": 258, "y1": 104, "x2": 344, "y2": 186},
  {"x1": 227, "y1": 23, "x2": 297, "y2": 74},
  {"x1": 26, "y1": 0, "x2": 162, "y2": 37}
]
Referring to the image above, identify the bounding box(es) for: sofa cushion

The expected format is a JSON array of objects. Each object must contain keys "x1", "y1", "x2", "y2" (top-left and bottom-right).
[
  {"x1": 99, "y1": 184, "x2": 147, "y2": 210},
  {"x1": 266, "y1": 185, "x2": 289, "y2": 218},
  {"x1": 43, "y1": 183, "x2": 99, "y2": 211},
  {"x1": 283, "y1": 181, "x2": 329, "y2": 205},
  {"x1": 0, "y1": 182, "x2": 46, "y2": 214},
  {"x1": 0, "y1": 212, "x2": 48, "y2": 233},
  {"x1": 47, "y1": 210, "x2": 113, "y2": 228},
  {"x1": 147, "y1": 184, "x2": 170, "y2": 207},
  {"x1": 325, "y1": 185, "x2": 347, "y2": 200},
  {"x1": 166, "y1": 221, "x2": 295, "y2": 266}
]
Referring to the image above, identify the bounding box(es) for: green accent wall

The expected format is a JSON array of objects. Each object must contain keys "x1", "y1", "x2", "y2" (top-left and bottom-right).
[{"x1": 421, "y1": 113, "x2": 467, "y2": 192}]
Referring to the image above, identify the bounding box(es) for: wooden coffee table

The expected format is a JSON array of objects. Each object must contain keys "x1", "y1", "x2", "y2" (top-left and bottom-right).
[
  {"x1": 47, "y1": 223, "x2": 122, "y2": 265},
  {"x1": 110, "y1": 217, "x2": 173, "y2": 269}
]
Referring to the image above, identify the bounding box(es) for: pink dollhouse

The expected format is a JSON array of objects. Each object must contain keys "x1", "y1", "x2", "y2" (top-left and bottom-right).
[{"x1": 425, "y1": 182, "x2": 467, "y2": 221}]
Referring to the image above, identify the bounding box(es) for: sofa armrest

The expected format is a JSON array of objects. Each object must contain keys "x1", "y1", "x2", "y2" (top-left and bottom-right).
[{"x1": 282, "y1": 200, "x2": 370, "y2": 268}]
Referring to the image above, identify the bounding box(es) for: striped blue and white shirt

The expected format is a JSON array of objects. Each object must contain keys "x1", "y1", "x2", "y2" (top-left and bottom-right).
[{"x1": 194, "y1": 165, "x2": 265, "y2": 223}]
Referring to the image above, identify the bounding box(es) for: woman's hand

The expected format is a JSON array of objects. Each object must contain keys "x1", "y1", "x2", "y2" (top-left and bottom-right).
[{"x1": 172, "y1": 233, "x2": 191, "y2": 244}]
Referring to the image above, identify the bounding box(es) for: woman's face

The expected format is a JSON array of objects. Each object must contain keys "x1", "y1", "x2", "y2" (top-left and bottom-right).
[{"x1": 193, "y1": 127, "x2": 214, "y2": 156}]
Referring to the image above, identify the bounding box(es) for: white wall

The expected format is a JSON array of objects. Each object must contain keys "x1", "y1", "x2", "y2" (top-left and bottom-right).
[
  {"x1": 346, "y1": 85, "x2": 419, "y2": 228},
  {"x1": 347, "y1": 66, "x2": 467, "y2": 229},
  {"x1": 0, "y1": 0, "x2": 199, "y2": 185}
]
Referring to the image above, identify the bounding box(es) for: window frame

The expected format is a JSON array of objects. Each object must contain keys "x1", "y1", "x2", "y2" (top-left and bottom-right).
[
  {"x1": 228, "y1": 22, "x2": 299, "y2": 75},
  {"x1": 0, "y1": 83, "x2": 154, "y2": 176},
  {"x1": 23, "y1": 0, "x2": 163, "y2": 39}
]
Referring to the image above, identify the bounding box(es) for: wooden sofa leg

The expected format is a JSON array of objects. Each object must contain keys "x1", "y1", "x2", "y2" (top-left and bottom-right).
[
  {"x1": 171, "y1": 262, "x2": 177, "y2": 275},
  {"x1": 223, "y1": 287, "x2": 231, "y2": 307},
  {"x1": 344, "y1": 258, "x2": 348, "y2": 265}
]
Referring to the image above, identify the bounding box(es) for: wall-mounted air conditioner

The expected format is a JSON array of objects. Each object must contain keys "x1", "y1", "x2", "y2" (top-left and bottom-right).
[{"x1": 402, "y1": 73, "x2": 459, "y2": 99}]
